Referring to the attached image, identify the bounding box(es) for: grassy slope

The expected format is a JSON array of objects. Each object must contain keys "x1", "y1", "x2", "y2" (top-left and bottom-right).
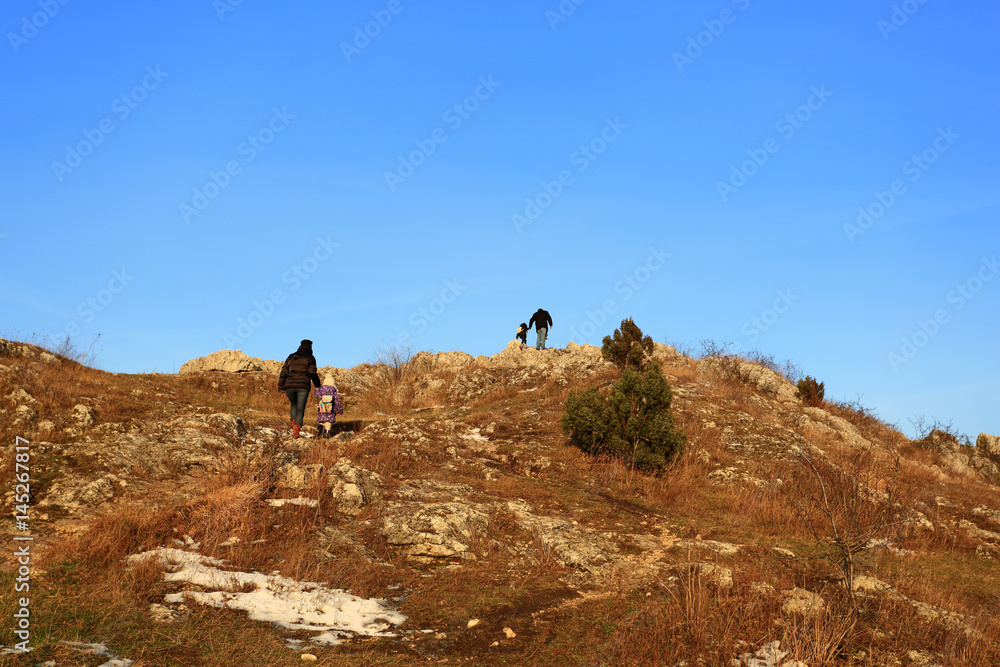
[{"x1": 1, "y1": 343, "x2": 999, "y2": 666}]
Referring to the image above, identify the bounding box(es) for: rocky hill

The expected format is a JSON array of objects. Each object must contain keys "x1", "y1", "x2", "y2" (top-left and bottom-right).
[{"x1": 2, "y1": 337, "x2": 999, "y2": 666}]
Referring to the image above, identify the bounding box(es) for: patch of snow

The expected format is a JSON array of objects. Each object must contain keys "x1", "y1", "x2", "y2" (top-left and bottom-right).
[
  {"x1": 129, "y1": 547, "x2": 406, "y2": 645},
  {"x1": 11, "y1": 642, "x2": 135, "y2": 667},
  {"x1": 461, "y1": 428, "x2": 489, "y2": 442},
  {"x1": 267, "y1": 497, "x2": 319, "y2": 508}
]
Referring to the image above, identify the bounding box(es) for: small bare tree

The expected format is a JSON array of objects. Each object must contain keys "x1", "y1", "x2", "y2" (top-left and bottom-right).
[
  {"x1": 370, "y1": 340, "x2": 415, "y2": 387},
  {"x1": 793, "y1": 444, "x2": 907, "y2": 605}
]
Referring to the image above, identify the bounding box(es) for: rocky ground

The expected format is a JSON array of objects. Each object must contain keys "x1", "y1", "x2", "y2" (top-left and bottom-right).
[{"x1": 2, "y1": 337, "x2": 1000, "y2": 666}]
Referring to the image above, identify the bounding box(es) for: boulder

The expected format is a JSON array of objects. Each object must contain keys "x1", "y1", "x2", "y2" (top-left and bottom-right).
[
  {"x1": 801, "y1": 407, "x2": 870, "y2": 448},
  {"x1": 327, "y1": 461, "x2": 384, "y2": 517},
  {"x1": 381, "y1": 501, "x2": 489, "y2": 559},
  {"x1": 40, "y1": 473, "x2": 124, "y2": 509},
  {"x1": 276, "y1": 463, "x2": 325, "y2": 490},
  {"x1": 916, "y1": 430, "x2": 999, "y2": 480},
  {"x1": 959, "y1": 519, "x2": 1000, "y2": 543},
  {"x1": 72, "y1": 404, "x2": 95, "y2": 427},
  {"x1": 977, "y1": 433, "x2": 1000, "y2": 459},
  {"x1": 780, "y1": 587, "x2": 825, "y2": 618},
  {"x1": 694, "y1": 563, "x2": 733, "y2": 589},
  {"x1": 7, "y1": 387, "x2": 35, "y2": 404},
  {"x1": 971, "y1": 506, "x2": 1000, "y2": 529},
  {"x1": 649, "y1": 342, "x2": 685, "y2": 366},
  {"x1": 180, "y1": 350, "x2": 269, "y2": 374}
]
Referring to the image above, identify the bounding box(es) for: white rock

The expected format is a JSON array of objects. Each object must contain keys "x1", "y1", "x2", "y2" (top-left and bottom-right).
[
  {"x1": 72, "y1": 404, "x2": 94, "y2": 427},
  {"x1": 780, "y1": 587, "x2": 825, "y2": 618},
  {"x1": 179, "y1": 349, "x2": 269, "y2": 374},
  {"x1": 977, "y1": 432, "x2": 1000, "y2": 459}
]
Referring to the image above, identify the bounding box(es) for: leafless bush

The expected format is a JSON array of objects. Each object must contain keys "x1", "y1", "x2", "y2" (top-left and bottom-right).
[
  {"x1": 792, "y1": 444, "x2": 908, "y2": 605},
  {"x1": 664, "y1": 337, "x2": 695, "y2": 358},
  {"x1": 909, "y1": 415, "x2": 971, "y2": 446},
  {"x1": 697, "y1": 340, "x2": 801, "y2": 385},
  {"x1": 369, "y1": 340, "x2": 415, "y2": 387},
  {"x1": 698, "y1": 339, "x2": 737, "y2": 360},
  {"x1": 744, "y1": 349, "x2": 802, "y2": 384}
]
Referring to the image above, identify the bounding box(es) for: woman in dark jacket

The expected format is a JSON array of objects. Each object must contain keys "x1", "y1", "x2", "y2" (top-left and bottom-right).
[{"x1": 277, "y1": 339, "x2": 322, "y2": 438}]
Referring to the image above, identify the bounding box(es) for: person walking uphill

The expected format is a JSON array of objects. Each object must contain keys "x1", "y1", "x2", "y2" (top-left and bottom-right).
[
  {"x1": 528, "y1": 308, "x2": 553, "y2": 350},
  {"x1": 315, "y1": 374, "x2": 344, "y2": 439},
  {"x1": 278, "y1": 339, "x2": 322, "y2": 438}
]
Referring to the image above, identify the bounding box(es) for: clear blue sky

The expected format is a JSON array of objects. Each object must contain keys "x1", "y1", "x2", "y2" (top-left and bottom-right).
[{"x1": 2, "y1": 1, "x2": 998, "y2": 440}]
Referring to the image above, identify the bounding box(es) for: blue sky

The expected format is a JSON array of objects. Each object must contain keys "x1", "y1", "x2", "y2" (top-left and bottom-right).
[{"x1": 2, "y1": 0, "x2": 997, "y2": 440}]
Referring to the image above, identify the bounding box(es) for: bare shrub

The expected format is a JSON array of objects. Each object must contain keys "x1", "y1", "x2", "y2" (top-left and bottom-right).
[
  {"x1": 827, "y1": 396, "x2": 907, "y2": 449},
  {"x1": 362, "y1": 341, "x2": 419, "y2": 411},
  {"x1": 792, "y1": 444, "x2": 908, "y2": 604},
  {"x1": 909, "y1": 415, "x2": 971, "y2": 446},
  {"x1": 744, "y1": 348, "x2": 802, "y2": 384},
  {"x1": 370, "y1": 340, "x2": 415, "y2": 386}
]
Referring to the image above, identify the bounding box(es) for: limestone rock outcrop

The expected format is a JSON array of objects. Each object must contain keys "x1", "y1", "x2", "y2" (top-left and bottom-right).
[
  {"x1": 380, "y1": 501, "x2": 489, "y2": 559},
  {"x1": 978, "y1": 432, "x2": 1000, "y2": 459},
  {"x1": 696, "y1": 357, "x2": 798, "y2": 403},
  {"x1": 915, "y1": 430, "x2": 999, "y2": 480},
  {"x1": 179, "y1": 349, "x2": 273, "y2": 374}
]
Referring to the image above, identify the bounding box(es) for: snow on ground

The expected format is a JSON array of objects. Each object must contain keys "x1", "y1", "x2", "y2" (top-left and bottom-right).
[
  {"x1": 128, "y1": 548, "x2": 406, "y2": 646},
  {"x1": 266, "y1": 497, "x2": 319, "y2": 507},
  {"x1": 1, "y1": 641, "x2": 133, "y2": 666}
]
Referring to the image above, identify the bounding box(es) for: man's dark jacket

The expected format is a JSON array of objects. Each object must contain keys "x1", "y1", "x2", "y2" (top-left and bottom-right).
[
  {"x1": 528, "y1": 309, "x2": 552, "y2": 332},
  {"x1": 278, "y1": 343, "x2": 321, "y2": 390}
]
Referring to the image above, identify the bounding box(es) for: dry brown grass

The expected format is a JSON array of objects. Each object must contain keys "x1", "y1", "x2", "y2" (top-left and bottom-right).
[
  {"x1": 6, "y1": 337, "x2": 1000, "y2": 665},
  {"x1": 662, "y1": 358, "x2": 698, "y2": 384}
]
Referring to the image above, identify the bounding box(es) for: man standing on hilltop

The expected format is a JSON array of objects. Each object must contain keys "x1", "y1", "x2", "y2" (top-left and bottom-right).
[
  {"x1": 278, "y1": 339, "x2": 322, "y2": 438},
  {"x1": 528, "y1": 308, "x2": 553, "y2": 350}
]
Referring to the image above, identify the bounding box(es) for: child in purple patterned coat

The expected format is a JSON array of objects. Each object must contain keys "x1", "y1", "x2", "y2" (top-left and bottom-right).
[{"x1": 315, "y1": 374, "x2": 344, "y2": 439}]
